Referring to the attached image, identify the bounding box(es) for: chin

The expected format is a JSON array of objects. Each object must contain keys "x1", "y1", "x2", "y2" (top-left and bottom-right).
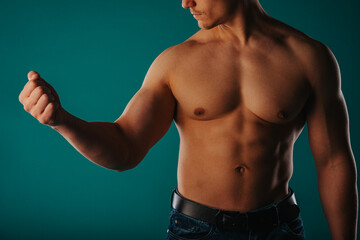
[{"x1": 198, "y1": 21, "x2": 218, "y2": 30}]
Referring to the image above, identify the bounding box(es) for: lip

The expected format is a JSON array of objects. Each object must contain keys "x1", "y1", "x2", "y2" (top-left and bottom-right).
[{"x1": 192, "y1": 13, "x2": 202, "y2": 19}]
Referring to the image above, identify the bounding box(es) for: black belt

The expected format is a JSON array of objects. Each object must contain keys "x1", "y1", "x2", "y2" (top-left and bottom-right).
[{"x1": 171, "y1": 188, "x2": 300, "y2": 231}]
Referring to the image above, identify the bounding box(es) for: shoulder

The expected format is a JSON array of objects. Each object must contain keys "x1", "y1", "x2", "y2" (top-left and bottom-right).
[
  {"x1": 283, "y1": 28, "x2": 339, "y2": 86},
  {"x1": 143, "y1": 45, "x2": 179, "y2": 87},
  {"x1": 263, "y1": 17, "x2": 341, "y2": 97},
  {"x1": 152, "y1": 31, "x2": 209, "y2": 72},
  {"x1": 143, "y1": 35, "x2": 202, "y2": 89},
  {"x1": 167, "y1": 32, "x2": 207, "y2": 57},
  {"x1": 268, "y1": 17, "x2": 337, "y2": 73},
  {"x1": 149, "y1": 35, "x2": 201, "y2": 72},
  {"x1": 276, "y1": 24, "x2": 341, "y2": 99}
]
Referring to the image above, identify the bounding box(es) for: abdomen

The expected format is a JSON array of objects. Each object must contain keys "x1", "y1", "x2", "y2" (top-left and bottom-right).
[{"x1": 175, "y1": 111, "x2": 295, "y2": 212}]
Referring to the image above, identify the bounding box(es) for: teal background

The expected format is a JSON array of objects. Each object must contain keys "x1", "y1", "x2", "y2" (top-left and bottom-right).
[{"x1": 1, "y1": 0, "x2": 359, "y2": 239}]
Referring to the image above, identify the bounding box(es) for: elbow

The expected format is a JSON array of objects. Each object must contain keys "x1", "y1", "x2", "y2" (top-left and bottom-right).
[
  {"x1": 112, "y1": 150, "x2": 145, "y2": 172},
  {"x1": 111, "y1": 122, "x2": 145, "y2": 172},
  {"x1": 113, "y1": 167, "x2": 131, "y2": 172},
  {"x1": 110, "y1": 124, "x2": 149, "y2": 172},
  {"x1": 316, "y1": 155, "x2": 357, "y2": 182},
  {"x1": 112, "y1": 157, "x2": 143, "y2": 172},
  {"x1": 112, "y1": 160, "x2": 138, "y2": 172}
]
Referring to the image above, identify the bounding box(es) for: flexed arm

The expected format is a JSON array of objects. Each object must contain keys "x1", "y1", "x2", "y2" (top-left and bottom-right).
[{"x1": 19, "y1": 49, "x2": 176, "y2": 171}]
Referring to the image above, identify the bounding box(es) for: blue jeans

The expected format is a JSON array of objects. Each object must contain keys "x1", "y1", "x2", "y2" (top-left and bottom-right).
[{"x1": 166, "y1": 195, "x2": 305, "y2": 240}]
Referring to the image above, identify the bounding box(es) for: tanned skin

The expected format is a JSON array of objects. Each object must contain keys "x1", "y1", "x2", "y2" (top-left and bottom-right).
[{"x1": 19, "y1": 0, "x2": 357, "y2": 238}]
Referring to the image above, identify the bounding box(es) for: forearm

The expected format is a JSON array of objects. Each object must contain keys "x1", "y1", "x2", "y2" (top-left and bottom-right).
[
  {"x1": 317, "y1": 158, "x2": 358, "y2": 240},
  {"x1": 52, "y1": 109, "x2": 134, "y2": 171}
]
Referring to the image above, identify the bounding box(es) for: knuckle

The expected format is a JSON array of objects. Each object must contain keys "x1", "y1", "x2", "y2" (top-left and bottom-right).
[
  {"x1": 38, "y1": 117, "x2": 47, "y2": 125},
  {"x1": 39, "y1": 114, "x2": 50, "y2": 124},
  {"x1": 23, "y1": 104, "x2": 30, "y2": 112},
  {"x1": 47, "y1": 102, "x2": 54, "y2": 109},
  {"x1": 32, "y1": 111, "x2": 39, "y2": 119},
  {"x1": 40, "y1": 112, "x2": 53, "y2": 125},
  {"x1": 42, "y1": 93, "x2": 50, "y2": 102},
  {"x1": 18, "y1": 94, "x2": 23, "y2": 103},
  {"x1": 29, "y1": 107, "x2": 37, "y2": 116},
  {"x1": 28, "y1": 80, "x2": 37, "y2": 89},
  {"x1": 35, "y1": 86, "x2": 44, "y2": 95}
]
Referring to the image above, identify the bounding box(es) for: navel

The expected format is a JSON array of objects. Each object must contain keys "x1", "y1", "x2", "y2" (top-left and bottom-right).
[
  {"x1": 277, "y1": 111, "x2": 288, "y2": 119},
  {"x1": 235, "y1": 166, "x2": 246, "y2": 174},
  {"x1": 194, "y1": 107, "x2": 205, "y2": 116}
]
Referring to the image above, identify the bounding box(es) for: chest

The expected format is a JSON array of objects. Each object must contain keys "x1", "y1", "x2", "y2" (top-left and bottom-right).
[{"x1": 170, "y1": 44, "x2": 310, "y2": 124}]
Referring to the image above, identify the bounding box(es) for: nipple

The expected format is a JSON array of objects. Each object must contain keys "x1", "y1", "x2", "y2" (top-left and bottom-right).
[
  {"x1": 194, "y1": 107, "x2": 205, "y2": 116},
  {"x1": 277, "y1": 111, "x2": 288, "y2": 119}
]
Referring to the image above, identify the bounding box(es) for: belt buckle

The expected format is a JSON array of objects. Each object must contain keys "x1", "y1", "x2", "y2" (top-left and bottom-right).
[{"x1": 215, "y1": 211, "x2": 248, "y2": 231}]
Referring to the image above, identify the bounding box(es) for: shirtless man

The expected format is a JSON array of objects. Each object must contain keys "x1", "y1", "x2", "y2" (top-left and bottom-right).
[{"x1": 19, "y1": 0, "x2": 357, "y2": 239}]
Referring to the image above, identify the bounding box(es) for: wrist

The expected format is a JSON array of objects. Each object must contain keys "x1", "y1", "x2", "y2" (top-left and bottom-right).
[{"x1": 51, "y1": 106, "x2": 71, "y2": 130}]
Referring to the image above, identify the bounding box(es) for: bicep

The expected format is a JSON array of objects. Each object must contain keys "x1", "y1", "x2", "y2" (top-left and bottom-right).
[
  {"x1": 114, "y1": 49, "x2": 176, "y2": 162},
  {"x1": 116, "y1": 85, "x2": 175, "y2": 151}
]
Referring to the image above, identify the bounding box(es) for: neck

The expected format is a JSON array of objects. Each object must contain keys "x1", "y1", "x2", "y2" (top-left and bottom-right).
[{"x1": 216, "y1": 0, "x2": 266, "y2": 45}]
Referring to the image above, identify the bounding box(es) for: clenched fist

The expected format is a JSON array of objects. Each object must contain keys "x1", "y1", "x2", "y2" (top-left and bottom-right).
[{"x1": 19, "y1": 71, "x2": 66, "y2": 126}]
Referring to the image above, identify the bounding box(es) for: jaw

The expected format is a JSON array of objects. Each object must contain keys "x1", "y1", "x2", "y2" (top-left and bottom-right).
[
  {"x1": 196, "y1": 15, "x2": 227, "y2": 30},
  {"x1": 198, "y1": 21, "x2": 217, "y2": 30},
  {"x1": 196, "y1": 10, "x2": 239, "y2": 30}
]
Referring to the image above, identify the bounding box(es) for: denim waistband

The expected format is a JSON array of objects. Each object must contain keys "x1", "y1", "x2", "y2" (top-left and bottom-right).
[{"x1": 174, "y1": 187, "x2": 296, "y2": 214}]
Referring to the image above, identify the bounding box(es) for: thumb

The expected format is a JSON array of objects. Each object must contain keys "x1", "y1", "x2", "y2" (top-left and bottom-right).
[{"x1": 27, "y1": 70, "x2": 41, "y2": 81}]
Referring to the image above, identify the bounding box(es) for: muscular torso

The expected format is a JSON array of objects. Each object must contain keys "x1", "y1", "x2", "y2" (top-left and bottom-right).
[{"x1": 168, "y1": 21, "x2": 311, "y2": 211}]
